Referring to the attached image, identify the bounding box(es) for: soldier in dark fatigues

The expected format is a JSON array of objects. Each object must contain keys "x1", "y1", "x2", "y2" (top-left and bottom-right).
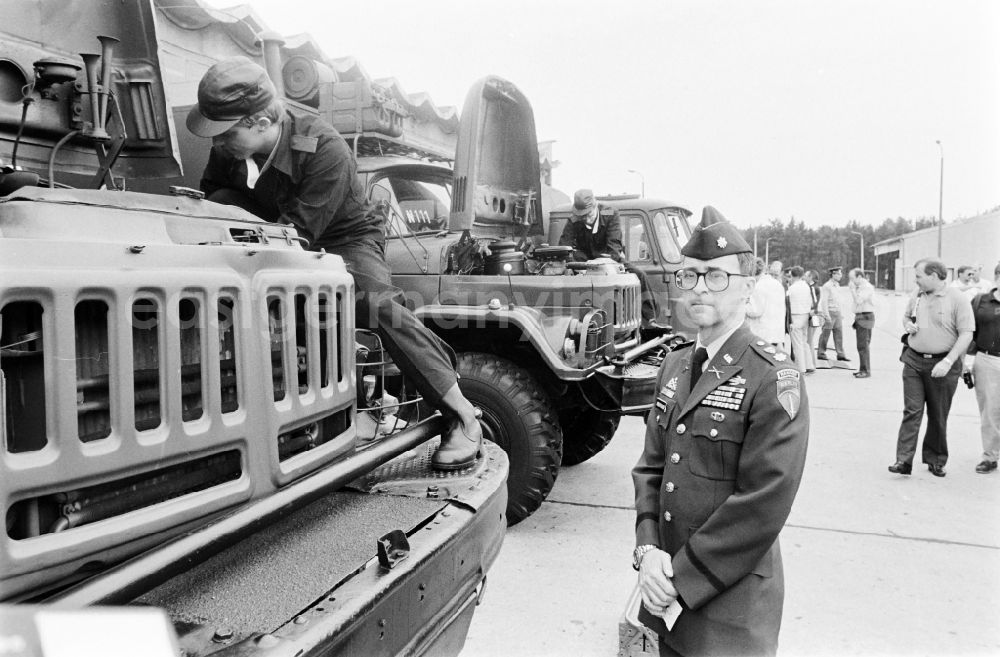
[
  {"x1": 186, "y1": 57, "x2": 482, "y2": 469},
  {"x1": 559, "y1": 188, "x2": 660, "y2": 324},
  {"x1": 632, "y1": 206, "x2": 809, "y2": 657}
]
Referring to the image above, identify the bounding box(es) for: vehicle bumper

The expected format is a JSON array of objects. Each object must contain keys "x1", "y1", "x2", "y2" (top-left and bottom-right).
[
  {"x1": 589, "y1": 335, "x2": 671, "y2": 414},
  {"x1": 148, "y1": 440, "x2": 508, "y2": 657}
]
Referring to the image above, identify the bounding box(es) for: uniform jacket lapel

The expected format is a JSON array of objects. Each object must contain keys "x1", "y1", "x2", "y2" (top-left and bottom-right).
[{"x1": 678, "y1": 326, "x2": 753, "y2": 418}]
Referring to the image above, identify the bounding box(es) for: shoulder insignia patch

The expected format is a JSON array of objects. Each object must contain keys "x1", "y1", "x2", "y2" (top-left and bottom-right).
[
  {"x1": 776, "y1": 368, "x2": 799, "y2": 381},
  {"x1": 290, "y1": 135, "x2": 318, "y2": 153},
  {"x1": 776, "y1": 377, "x2": 801, "y2": 419}
]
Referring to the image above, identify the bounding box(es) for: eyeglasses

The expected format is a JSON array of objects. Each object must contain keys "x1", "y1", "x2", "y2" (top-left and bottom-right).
[{"x1": 675, "y1": 268, "x2": 743, "y2": 291}]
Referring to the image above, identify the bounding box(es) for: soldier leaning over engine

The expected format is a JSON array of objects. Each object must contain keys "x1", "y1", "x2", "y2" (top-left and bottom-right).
[
  {"x1": 186, "y1": 57, "x2": 482, "y2": 470},
  {"x1": 632, "y1": 206, "x2": 809, "y2": 657}
]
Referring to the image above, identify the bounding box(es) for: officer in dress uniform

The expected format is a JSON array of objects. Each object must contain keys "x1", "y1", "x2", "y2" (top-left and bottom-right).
[{"x1": 632, "y1": 206, "x2": 809, "y2": 657}]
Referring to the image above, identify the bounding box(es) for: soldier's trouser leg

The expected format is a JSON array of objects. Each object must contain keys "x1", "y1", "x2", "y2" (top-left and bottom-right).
[
  {"x1": 818, "y1": 317, "x2": 833, "y2": 354},
  {"x1": 830, "y1": 310, "x2": 846, "y2": 357},
  {"x1": 330, "y1": 240, "x2": 482, "y2": 469},
  {"x1": 327, "y1": 238, "x2": 458, "y2": 408}
]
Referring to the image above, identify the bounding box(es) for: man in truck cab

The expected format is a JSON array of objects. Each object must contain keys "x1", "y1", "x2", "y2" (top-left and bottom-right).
[
  {"x1": 559, "y1": 188, "x2": 660, "y2": 325},
  {"x1": 185, "y1": 56, "x2": 482, "y2": 470}
]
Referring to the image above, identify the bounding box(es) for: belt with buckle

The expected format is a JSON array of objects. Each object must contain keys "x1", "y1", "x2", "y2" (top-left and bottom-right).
[{"x1": 908, "y1": 347, "x2": 948, "y2": 359}]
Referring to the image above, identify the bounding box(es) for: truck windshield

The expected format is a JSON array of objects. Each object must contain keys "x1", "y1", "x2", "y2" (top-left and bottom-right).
[
  {"x1": 371, "y1": 174, "x2": 452, "y2": 236},
  {"x1": 652, "y1": 210, "x2": 690, "y2": 263}
]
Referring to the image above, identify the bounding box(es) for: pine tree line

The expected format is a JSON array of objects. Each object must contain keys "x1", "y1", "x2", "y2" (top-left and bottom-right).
[{"x1": 741, "y1": 215, "x2": 939, "y2": 279}]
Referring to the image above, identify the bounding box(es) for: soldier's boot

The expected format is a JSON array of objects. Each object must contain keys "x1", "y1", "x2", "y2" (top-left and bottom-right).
[{"x1": 432, "y1": 407, "x2": 483, "y2": 471}]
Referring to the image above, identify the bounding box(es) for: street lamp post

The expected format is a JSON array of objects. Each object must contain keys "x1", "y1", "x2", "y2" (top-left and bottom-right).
[
  {"x1": 850, "y1": 230, "x2": 864, "y2": 273},
  {"x1": 936, "y1": 140, "x2": 944, "y2": 258},
  {"x1": 764, "y1": 237, "x2": 779, "y2": 265},
  {"x1": 626, "y1": 169, "x2": 645, "y2": 199}
]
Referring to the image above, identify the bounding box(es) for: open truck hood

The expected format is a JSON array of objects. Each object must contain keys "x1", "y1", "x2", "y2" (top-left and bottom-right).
[{"x1": 449, "y1": 76, "x2": 543, "y2": 237}]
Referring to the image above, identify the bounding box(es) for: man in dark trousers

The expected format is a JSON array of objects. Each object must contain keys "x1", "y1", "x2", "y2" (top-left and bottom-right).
[
  {"x1": 889, "y1": 258, "x2": 974, "y2": 477},
  {"x1": 559, "y1": 188, "x2": 659, "y2": 324},
  {"x1": 632, "y1": 206, "x2": 809, "y2": 657},
  {"x1": 186, "y1": 56, "x2": 482, "y2": 469}
]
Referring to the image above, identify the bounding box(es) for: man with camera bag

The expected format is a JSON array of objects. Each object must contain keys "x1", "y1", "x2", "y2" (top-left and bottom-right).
[{"x1": 888, "y1": 259, "x2": 974, "y2": 477}]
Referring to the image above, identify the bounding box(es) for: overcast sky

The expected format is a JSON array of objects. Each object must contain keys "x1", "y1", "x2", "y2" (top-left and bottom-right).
[{"x1": 203, "y1": 0, "x2": 1000, "y2": 229}]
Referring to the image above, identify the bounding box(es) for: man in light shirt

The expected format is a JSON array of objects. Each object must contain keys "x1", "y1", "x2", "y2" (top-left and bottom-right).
[
  {"x1": 848, "y1": 268, "x2": 876, "y2": 378},
  {"x1": 817, "y1": 267, "x2": 849, "y2": 362},
  {"x1": 746, "y1": 257, "x2": 786, "y2": 346},
  {"x1": 889, "y1": 258, "x2": 974, "y2": 477},
  {"x1": 786, "y1": 266, "x2": 815, "y2": 374}
]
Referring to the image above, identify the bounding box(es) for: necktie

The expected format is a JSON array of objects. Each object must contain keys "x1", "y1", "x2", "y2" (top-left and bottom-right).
[{"x1": 690, "y1": 347, "x2": 709, "y2": 388}]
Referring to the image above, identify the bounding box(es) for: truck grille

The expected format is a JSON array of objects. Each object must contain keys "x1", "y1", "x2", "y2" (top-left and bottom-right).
[
  {"x1": 0, "y1": 199, "x2": 356, "y2": 598},
  {"x1": 614, "y1": 282, "x2": 641, "y2": 333}
]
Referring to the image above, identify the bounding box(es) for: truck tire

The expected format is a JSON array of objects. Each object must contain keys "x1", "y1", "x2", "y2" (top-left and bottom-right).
[
  {"x1": 456, "y1": 352, "x2": 562, "y2": 525},
  {"x1": 559, "y1": 408, "x2": 621, "y2": 466}
]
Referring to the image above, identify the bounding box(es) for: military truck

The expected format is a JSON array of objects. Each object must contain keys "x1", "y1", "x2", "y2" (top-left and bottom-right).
[
  {"x1": 145, "y1": 5, "x2": 677, "y2": 526},
  {"x1": 549, "y1": 194, "x2": 697, "y2": 340},
  {"x1": 0, "y1": 2, "x2": 507, "y2": 655}
]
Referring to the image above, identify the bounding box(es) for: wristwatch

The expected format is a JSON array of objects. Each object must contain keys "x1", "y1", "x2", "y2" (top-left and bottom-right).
[{"x1": 632, "y1": 544, "x2": 658, "y2": 571}]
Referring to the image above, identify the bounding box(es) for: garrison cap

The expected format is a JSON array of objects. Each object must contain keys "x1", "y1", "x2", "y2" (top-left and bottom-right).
[
  {"x1": 680, "y1": 206, "x2": 752, "y2": 260},
  {"x1": 572, "y1": 188, "x2": 596, "y2": 217},
  {"x1": 186, "y1": 57, "x2": 277, "y2": 137}
]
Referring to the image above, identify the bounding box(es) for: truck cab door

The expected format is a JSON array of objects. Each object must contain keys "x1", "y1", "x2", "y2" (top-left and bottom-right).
[
  {"x1": 621, "y1": 211, "x2": 670, "y2": 325},
  {"x1": 649, "y1": 208, "x2": 695, "y2": 336}
]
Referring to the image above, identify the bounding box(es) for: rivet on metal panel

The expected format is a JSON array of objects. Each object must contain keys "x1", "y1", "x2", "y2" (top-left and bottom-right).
[
  {"x1": 212, "y1": 628, "x2": 234, "y2": 643},
  {"x1": 255, "y1": 635, "x2": 280, "y2": 648},
  {"x1": 378, "y1": 619, "x2": 388, "y2": 628},
  {"x1": 127, "y1": 245, "x2": 145, "y2": 254}
]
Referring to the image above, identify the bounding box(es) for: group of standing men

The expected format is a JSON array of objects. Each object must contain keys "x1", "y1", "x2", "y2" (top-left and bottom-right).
[{"x1": 745, "y1": 261, "x2": 875, "y2": 377}]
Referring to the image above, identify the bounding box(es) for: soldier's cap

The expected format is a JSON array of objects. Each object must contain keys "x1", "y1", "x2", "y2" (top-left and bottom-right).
[
  {"x1": 828, "y1": 266, "x2": 843, "y2": 274},
  {"x1": 680, "y1": 206, "x2": 752, "y2": 260},
  {"x1": 572, "y1": 188, "x2": 596, "y2": 217},
  {"x1": 186, "y1": 57, "x2": 276, "y2": 138}
]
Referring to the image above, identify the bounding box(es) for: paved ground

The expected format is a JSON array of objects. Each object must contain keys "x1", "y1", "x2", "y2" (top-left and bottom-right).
[{"x1": 463, "y1": 291, "x2": 999, "y2": 656}]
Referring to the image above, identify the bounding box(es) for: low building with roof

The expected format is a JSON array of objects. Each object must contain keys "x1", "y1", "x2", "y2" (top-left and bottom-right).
[{"x1": 872, "y1": 209, "x2": 999, "y2": 293}]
